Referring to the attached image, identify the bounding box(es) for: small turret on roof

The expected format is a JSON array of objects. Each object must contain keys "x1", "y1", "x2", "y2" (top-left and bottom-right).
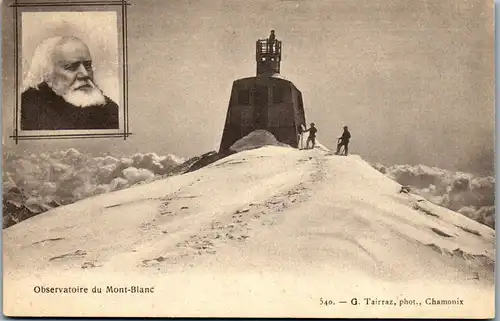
[{"x1": 256, "y1": 30, "x2": 281, "y2": 76}]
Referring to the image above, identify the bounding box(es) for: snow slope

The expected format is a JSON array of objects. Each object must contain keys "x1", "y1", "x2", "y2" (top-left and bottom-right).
[
  {"x1": 3, "y1": 146, "x2": 495, "y2": 318},
  {"x1": 229, "y1": 129, "x2": 290, "y2": 152}
]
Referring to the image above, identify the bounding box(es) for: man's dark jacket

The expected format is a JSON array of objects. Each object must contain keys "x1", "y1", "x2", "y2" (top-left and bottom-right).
[
  {"x1": 21, "y1": 82, "x2": 119, "y2": 130},
  {"x1": 340, "y1": 130, "x2": 351, "y2": 142}
]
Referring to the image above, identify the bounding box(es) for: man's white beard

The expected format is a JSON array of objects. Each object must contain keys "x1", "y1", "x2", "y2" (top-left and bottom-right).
[
  {"x1": 48, "y1": 79, "x2": 107, "y2": 108},
  {"x1": 62, "y1": 87, "x2": 106, "y2": 108}
]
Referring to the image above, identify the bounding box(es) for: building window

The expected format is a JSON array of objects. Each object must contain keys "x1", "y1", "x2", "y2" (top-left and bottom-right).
[
  {"x1": 254, "y1": 85, "x2": 268, "y2": 106},
  {"x1": 273, "y1": 85, "x2": 285, "y2": 104},
  {"x1": 238, "y1": 89, "x2": 250, "y2": 105}
]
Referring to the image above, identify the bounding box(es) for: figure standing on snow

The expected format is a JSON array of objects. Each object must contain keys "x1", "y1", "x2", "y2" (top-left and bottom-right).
[
  {"x1": 303, "y1": 122, "x2": 317, "y2": 149},
  {"x1": 336, "y1": 126, "x2": 351, "y2": 155}
]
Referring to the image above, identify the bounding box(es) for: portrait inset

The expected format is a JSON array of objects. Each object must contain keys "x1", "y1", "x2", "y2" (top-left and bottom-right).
[{"x1": 16, "y1": 8, "x2": 127, "y2": 136}]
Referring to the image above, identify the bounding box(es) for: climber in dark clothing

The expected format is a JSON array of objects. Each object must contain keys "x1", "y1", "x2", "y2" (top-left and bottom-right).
[
  {"x1": 303, "y1": 122, "x2": 317, "y2": 149},
  {"x1": 268, "y1": 30, "x2": 276, "y2": 54},
  {"x1": 336, "y1": 126, "x2": 351, "y2": 155}
]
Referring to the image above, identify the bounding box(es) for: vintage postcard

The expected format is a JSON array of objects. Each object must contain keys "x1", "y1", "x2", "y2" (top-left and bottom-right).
[{"x1": 2, "y1": 0, "x2": 495, "y2": 318}]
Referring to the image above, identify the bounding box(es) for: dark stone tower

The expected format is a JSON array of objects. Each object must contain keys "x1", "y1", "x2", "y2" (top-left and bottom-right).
[{"x1": 219, "y1": 31, "x2": 306, "y2": 152}]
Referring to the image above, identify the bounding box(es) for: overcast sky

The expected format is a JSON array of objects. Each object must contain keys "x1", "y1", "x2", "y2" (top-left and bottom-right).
[{"x1": 2, "y1": 0, "x2": 494, "y2": 175}]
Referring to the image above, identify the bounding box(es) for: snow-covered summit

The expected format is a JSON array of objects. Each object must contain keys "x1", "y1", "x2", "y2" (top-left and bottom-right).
[
  {"x1": 3, "y1": 146, "x2": 494, "y2": 317},
  {"x1": 229, "y1": 129, "x2": 290, "y2": 152}
]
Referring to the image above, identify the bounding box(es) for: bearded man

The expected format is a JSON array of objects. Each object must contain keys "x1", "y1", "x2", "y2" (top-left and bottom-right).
[{"x1": 21, "y1": 36, "x2": 119, "y2": 130}]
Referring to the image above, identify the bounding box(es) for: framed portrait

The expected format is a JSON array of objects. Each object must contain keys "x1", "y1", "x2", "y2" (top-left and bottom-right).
[{"x1": 12, "y1": 0, "x2": 130, "y2": 140}]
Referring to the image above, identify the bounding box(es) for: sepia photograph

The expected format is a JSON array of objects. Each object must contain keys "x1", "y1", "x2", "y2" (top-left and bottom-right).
[
  {"x1": 2, "y1": 0, "x2": 495, "y2": 318},
  {"x1": 15, "y1": 7, "x2": 125, "y2": 135}
]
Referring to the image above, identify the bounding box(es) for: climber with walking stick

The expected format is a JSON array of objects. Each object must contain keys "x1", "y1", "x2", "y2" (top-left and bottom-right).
[{"x1": 335, "y1": 126, "x2": 351, "y2": 155}]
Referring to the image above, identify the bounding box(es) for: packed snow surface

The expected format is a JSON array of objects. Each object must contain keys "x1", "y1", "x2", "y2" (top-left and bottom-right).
[
  {"x1": 229, "y1": 129, "x2": 290, "y2": 152},
  {"x1": 3, "y1": 146, "x2": 495, "y2": 318}
]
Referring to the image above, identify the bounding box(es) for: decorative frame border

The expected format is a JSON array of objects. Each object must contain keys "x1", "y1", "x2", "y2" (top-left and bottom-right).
[{"x1": 9, "y1": 0, "x2": 131, "y2": 143}]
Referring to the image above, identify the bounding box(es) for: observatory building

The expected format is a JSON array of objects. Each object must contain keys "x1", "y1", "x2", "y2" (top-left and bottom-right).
[{"x1": 219, "y1": 31, "x2": 307, "y2": 152}]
